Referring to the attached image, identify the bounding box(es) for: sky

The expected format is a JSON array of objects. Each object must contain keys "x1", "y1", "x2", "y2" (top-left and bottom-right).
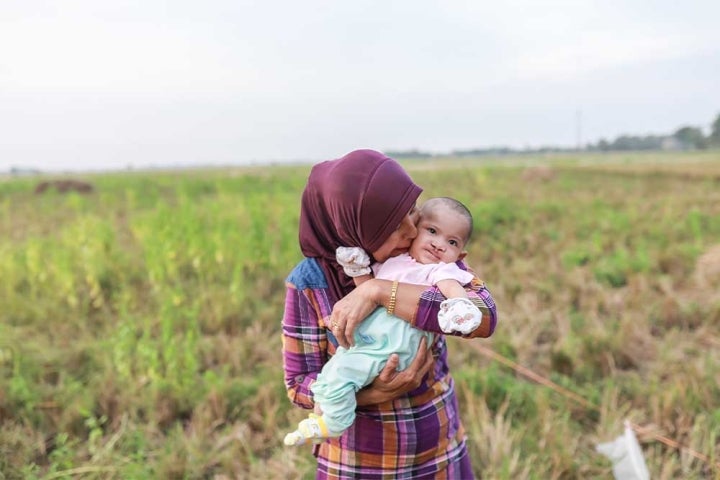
[{"x1": 1, "y1": 0, "x2": 719, "y2": 172}]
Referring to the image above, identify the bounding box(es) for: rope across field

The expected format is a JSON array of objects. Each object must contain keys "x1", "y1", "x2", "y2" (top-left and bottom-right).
[{"x1": 468, "y1": 342, "x2": 719, "y2": 472}]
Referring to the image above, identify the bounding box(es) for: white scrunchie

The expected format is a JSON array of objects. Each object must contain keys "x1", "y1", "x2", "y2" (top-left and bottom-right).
[{"x1": 336, "y1": 246, "x2": 372, "y2": 277}]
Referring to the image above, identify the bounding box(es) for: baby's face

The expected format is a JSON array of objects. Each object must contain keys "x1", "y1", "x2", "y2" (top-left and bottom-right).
[{"x1": 408, "y1": 206, "x2": 468, "y2": 264}]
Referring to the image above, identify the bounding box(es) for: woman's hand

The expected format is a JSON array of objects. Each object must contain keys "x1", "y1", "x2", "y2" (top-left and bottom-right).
[
  {"x1": 329, "y1": 279, "x2": 381, "y2": 348},
  {"x1": 356, "y1": 337, "x2": 434, "y2": 406}
]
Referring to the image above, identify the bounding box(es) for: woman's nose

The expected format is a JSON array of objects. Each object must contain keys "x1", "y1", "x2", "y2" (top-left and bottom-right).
[{"x1": 405, "y1": 222, "x2": 418, "y2": 241}]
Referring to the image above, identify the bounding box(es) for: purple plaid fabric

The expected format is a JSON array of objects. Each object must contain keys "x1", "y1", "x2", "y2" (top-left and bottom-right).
[{"x1": 282, "y1": 258, "x2": 498, "y2": 479}]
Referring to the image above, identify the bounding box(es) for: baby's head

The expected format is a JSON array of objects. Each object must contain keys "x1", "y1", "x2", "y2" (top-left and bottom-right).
[{"x1": 409, "y1": 197, "x2": 473, "y2": 265}]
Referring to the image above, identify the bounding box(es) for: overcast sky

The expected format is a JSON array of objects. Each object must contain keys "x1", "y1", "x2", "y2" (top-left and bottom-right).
[{"x1": 2, "y1": 0, "x2": 719, "y2": 172}]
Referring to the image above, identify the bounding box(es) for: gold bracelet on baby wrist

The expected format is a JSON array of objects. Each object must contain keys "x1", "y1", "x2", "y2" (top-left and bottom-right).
[{"x1": 387, "y1": 281, "x2": 399, "y2": 316}]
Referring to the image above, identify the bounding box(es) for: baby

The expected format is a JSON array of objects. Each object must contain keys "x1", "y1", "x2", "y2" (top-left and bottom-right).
[{"x1": 284, "y1": 197, "x2": 482, "y2": 446}]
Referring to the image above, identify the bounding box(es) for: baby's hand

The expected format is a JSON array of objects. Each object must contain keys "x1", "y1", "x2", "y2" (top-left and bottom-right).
[
  {"x1": 438, "y1": 298, "x2": 482, "y2": 334},
  {"x1": 336, "y1": 247, "x2": 371, "y2": 277}
]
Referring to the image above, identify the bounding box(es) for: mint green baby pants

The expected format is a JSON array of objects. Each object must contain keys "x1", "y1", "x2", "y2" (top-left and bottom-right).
[{"x1": 310, "y1": 307, "x2": 434, "y2": 434}]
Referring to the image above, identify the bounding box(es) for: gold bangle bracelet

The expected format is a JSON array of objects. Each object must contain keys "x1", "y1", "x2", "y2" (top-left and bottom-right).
[{"x1": 387, "y1": 281, "x2": 399, "y2": 316}]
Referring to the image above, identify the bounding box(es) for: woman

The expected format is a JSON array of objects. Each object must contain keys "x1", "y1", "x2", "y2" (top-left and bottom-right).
[{"x1": 282, "y1": 149, "x2": 497, "y2": 479}]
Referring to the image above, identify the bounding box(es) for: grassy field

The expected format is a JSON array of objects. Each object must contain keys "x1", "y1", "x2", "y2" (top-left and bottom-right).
[{"x1": 1, "y1": 151, "x2": 719, "y2": 479}]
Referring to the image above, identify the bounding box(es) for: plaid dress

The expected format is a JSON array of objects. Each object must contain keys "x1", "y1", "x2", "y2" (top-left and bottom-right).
[{"x1": 282, "y1": 258, "x2": 497, "y2": 479}]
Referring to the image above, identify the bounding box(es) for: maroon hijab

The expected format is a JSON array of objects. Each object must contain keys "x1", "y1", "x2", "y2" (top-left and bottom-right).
[{"x1": 299, "y1": 149, "x2": 422, "y2": 302}]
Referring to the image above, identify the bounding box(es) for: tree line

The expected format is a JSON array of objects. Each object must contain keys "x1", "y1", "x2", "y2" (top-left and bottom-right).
[
  {"x1": 588, "y1": 112, "x2": 720, "y2": 151},
  {"x1": 387, "y1": 112, "x2": 720, "y2": 158}
]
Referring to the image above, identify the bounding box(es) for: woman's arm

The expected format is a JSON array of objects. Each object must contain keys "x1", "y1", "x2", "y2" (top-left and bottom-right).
[
  {"x1": 285, "y1": 280, "x2": 435, "y2": 408},
  {"x1": 329, "y1": 278, "x2": 421, "y2": 347},
  {"x1": 330, "y1": 270, "x2": 497, "y2": 347},
  {"x1": 281, "y1": 284, "x2": 327, "y2": 410}
]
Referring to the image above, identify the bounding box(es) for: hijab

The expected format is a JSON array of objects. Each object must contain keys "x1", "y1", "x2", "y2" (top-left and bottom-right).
[{"x1": 298, "y1": 149, "x2": 423, "y2": 302}]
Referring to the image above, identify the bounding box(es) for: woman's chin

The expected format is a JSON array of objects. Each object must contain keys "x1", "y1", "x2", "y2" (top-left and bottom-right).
[{"x1": 390, "y1": 248, "x2": 409, "y2": 258}]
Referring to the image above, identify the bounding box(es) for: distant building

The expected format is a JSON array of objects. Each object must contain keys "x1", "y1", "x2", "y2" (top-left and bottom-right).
[{"x1": 660, "y1": 137, "x2": 683, "y2": 151}]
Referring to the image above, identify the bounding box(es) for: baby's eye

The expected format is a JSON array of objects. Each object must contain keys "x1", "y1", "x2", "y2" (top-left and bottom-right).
[
  {"x1": 449, "y1": 240, "x2": 458, "y2": 247},
  {"x1": 427, "y1": 227, "x2": 436, "y2": 234}
]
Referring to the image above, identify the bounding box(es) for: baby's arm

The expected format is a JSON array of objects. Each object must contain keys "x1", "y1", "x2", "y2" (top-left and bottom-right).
[
  {"x1": 435, "y1": 278, "x2": 469, "y2": 300},
  {"x1": 433, "y1": 265, "x2": 483, "y2": 335}
]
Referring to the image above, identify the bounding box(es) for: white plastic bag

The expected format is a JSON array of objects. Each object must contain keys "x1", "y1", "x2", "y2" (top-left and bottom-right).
[{"x1": 596, "y1": 421, "x2": 650, "y2": 480}]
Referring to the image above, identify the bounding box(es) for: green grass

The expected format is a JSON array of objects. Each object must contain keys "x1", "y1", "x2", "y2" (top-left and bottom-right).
[{"x1": 1, "y1": 152, "x2": 719, "y2": 479}]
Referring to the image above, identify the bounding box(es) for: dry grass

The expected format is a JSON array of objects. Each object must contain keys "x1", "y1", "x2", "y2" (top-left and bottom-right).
[{"x1": 1, "y1": 151, "x2": 719, "y2": 479}]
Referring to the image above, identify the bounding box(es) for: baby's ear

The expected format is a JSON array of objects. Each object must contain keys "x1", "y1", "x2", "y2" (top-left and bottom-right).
[{"x1": 458, "y1": 251, "x2": 467, "y2": 262}]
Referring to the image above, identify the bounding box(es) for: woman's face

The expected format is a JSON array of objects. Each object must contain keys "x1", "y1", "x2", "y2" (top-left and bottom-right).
[{"x1": 371, "y1": 205, "x2": 419, "y2": 262}]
